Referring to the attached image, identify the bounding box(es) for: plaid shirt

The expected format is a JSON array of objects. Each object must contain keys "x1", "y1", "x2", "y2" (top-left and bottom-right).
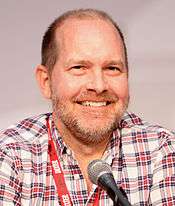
[{"x1": 0, "y1": 112, "x2": 175, "y2": 206}]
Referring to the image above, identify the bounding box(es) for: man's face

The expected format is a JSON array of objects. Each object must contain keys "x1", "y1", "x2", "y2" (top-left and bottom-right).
[{"x1": 50, "y1": 18, "x2": 129, "y2": 144}]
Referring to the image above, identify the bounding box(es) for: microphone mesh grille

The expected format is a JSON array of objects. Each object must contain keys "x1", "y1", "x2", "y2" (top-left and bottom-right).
[{"x1": 87, "y1": 159, "x2": 112, "y2": 185}]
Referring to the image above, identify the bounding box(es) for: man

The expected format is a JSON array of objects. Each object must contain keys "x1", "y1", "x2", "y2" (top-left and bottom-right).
[{"x1": 0, "y1": 9, "x2": 174, "y2": 205}]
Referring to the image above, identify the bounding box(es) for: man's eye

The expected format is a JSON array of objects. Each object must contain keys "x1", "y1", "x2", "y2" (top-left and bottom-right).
[
  {"x1": 69, "y1": 65, "x2": 86, "y2": 76},
  {"x1": 107, "y1": 66, "x2": 121, "y2": 71},
  {"x1": 104, "y1": 66, "x2": 123, "y2": 76},
  {"x1": 72, "y1": 65, "x2": 83, "y2": 70}
]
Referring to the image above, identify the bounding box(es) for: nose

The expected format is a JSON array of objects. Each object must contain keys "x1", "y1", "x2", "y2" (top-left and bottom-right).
[{"x1": 86, "y1": 69, "x2": 109, "y2": 94}]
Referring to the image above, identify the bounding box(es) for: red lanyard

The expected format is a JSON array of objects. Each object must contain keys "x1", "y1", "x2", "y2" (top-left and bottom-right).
[{"x1": 46, "y1": 118, "x2": 99, "y2": 206}]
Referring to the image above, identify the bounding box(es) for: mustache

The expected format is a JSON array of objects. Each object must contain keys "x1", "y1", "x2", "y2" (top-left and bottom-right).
[{"x1": 73, "y1": 91, "x2": 119, "y2": 102}]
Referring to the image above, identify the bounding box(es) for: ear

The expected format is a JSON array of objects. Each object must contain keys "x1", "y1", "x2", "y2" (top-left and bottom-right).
[{"x1": 35, "y1": 65, "x2": 51, "y2": 99}]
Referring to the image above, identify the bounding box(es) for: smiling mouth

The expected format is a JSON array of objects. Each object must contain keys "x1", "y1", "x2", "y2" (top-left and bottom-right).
[{"x1": 77, "y1": 101, "x2": 111, "y2": 107}]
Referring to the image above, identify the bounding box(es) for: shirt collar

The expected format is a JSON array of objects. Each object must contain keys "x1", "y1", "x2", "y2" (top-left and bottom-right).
[
  {"x1": 118, "y1": 111, "x2": 144, "y2": 129},
  {"x1": 47, "y1": 115, "x2": 68, "y2": 156},
  {"x1": 48, "y1": 111, "x2": 144, "y2": 157},
  {"x1": 102, "y1": 129, "x2": 121, "y2": 165}
]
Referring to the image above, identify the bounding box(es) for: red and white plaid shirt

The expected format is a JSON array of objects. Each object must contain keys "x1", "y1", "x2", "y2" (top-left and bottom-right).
[{"x1": 0, "y1": 112, "x2": 175, "y2": 205}]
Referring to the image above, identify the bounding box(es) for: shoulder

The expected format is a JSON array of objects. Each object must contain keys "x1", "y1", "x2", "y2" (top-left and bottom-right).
[
  {"x1": 0, "y1": 113, "x2": 51, "y2": 190},
  {"x1": 119, "y1": 111, "x2": 174, "y2": 136},
  {"x1": 0, "y1": 113, "x2": 51, "y2": 155},
  {"x1": 119, "y1": 111, "x2": 175, "y2": 152}
]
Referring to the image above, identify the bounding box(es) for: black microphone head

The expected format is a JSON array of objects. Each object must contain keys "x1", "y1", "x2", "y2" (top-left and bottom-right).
[{"x1": 87, "y1": 159, "x2": 112, "y2": 185}]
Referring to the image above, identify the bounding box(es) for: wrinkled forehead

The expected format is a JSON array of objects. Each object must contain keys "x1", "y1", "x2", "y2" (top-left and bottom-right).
[{"x1": 54, "y1": 18, "x2": 126, "y2": 61}]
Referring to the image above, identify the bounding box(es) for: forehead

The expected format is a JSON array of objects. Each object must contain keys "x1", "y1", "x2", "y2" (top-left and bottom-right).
[
  {"x1": 54, "y1": 18, "x2": 125, "y2": 63},
  {"x1": 56, "y1": 17, "x2": 123, "y2": 45}
]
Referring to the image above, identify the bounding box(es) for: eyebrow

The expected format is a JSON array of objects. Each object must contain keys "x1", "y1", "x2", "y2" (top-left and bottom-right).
[
  {"x1": 65, "y1": 59, "x2": 126, "y2": 69},
  {"x1": 65, "y1": 59, "x2": 92, "y2": 68},
  {"x1": 103, "y1": 60, "x2": 124, "y2": 66}
]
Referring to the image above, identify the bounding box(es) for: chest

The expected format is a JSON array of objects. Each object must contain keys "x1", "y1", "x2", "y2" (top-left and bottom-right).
[{"x1": 20, "y1": 150, "x2": 152, "y2": 206}]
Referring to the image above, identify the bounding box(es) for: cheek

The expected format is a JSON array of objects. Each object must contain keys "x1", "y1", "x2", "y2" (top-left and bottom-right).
[
  {"x1": 109, "y1": 77, "x2": 129, "y2": 99},
  {"x1": 51, "y1": 74, "x2": 84, "y2": 99}
]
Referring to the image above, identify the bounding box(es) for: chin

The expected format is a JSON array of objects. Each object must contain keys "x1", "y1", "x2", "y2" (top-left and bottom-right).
[
  {"x1": 76, "y1": 116, "x2": 118, "y2": 133},
  {"x1": 72, "y1": 122, "x2": 117, "y2": 144},
  {"x1": 83, "y1": 118, "x2": 115, "y2": 128}
]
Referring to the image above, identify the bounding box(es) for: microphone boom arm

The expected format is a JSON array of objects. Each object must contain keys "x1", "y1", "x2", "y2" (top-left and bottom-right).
[{"x1": 98, "y1": 173, "x2": 131, "y2": 206}]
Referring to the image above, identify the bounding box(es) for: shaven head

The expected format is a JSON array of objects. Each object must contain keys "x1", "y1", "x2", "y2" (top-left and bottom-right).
[{"x1": 41, "y1": 9, "x2": 128, "y2": 74}]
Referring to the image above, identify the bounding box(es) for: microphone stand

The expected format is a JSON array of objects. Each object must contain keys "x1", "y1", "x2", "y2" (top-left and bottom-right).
[{"x1": 98, "y1": 173, "x2": 132, "y2": 206}]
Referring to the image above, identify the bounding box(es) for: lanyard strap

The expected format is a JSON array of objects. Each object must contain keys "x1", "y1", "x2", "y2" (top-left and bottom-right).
[
  {"x1": 47, "y1": 118, "x2": 72, "y2": 206},
  {"x1": 46, "y1": 118, "x2": 99, "y2": 206}
]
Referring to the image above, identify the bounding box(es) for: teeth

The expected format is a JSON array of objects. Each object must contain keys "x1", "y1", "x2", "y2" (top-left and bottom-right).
[{"x1": 80, "y1": 101, "x2": 107, "y2": 106}]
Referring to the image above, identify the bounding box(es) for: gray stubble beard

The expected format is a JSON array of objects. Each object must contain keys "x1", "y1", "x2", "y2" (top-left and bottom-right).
[{"x1": 51, "y1": 94, "x2": 129, "y2": 145}]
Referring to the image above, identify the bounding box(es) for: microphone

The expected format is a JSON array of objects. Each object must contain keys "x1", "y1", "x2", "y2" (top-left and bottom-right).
[{"x1": 87, "y1": 159, "x2": 132, "y2": 206}]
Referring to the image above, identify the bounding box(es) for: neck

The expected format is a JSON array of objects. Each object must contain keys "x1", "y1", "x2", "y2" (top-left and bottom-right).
[
  {"x1": 57, "y1": 122, "x2": 111, "y2": 159},
  {"x1": 65, "y1": 133, "x2": 110, "y2": 159}
]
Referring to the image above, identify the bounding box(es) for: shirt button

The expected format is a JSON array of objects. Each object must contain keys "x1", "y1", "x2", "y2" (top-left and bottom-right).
[{"x1": 66, "y1": 149, "x2": 72, "y2": 156}]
